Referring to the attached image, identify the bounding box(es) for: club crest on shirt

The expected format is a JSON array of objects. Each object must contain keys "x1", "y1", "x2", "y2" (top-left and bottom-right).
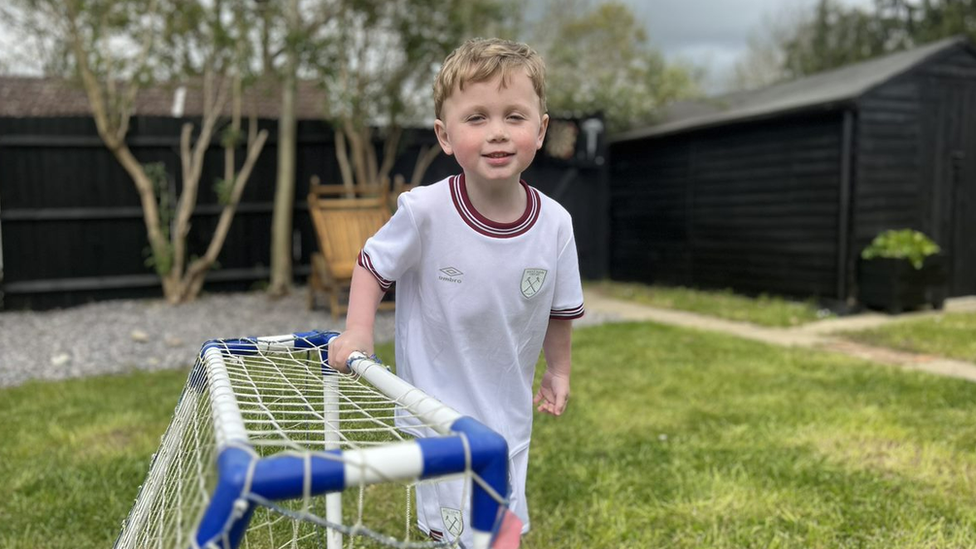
[
  {"x1": 520, "y1": 268, "x2": 548, "y2": 299},
  {"x1": 440, "y1": 507, "x2": 463, "y2": 537}
]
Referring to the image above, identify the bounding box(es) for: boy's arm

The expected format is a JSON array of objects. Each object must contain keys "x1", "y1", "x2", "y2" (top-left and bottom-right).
[
  {"x1": 535, "y1": 318, "x2": 572, "y2": 416},
  {"x1": 327, "y1": 264, "x2": 386, "y2": 372}
]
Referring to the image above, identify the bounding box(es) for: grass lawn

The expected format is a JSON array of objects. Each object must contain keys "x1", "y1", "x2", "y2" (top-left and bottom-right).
[
  {"x1": 840, "y1": 311, "x2": 976, "y2": 363},
  {"x1": 3, "y1": 323, "x2": 976, "y2": 548},
  {"x1": 593, "y1": 281, "x2": 833, "y2": 327}
]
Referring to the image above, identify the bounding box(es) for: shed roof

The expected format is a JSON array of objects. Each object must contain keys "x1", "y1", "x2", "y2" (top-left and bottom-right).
[
  {"x1": 613, "y1": 35, "x2": 972, "y2": 142},
  {"x1": 0, "y1": 76, "x2": 328, "y2": 120}
]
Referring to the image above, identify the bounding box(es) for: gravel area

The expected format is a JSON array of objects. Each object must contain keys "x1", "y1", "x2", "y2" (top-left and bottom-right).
[{"x1": 0, "y1": 289, "x2": 616, "y2": 388}]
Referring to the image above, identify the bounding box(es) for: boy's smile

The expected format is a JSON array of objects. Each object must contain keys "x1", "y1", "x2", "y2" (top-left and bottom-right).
[{"x1": 434, "y1": 70, "x2": 549, "y2": 192}]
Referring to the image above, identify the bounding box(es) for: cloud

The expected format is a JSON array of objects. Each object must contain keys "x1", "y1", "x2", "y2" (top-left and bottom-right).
[{"x1": 615, "y1": 0, "x2": 875, "y2": 92}]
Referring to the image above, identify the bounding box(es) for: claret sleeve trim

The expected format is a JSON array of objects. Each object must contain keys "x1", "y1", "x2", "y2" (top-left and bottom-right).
[
  {"x1": 357, "y1": 250, "x2": 394, "y2": 291},
  {"x1": 550, "y1": 304, "x2": 585, "y2": 320}
]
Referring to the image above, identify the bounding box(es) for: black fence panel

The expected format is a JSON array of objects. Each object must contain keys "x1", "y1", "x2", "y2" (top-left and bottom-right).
[{"x1": 0, "y1": 114, "x2": 607, "y2": 310}]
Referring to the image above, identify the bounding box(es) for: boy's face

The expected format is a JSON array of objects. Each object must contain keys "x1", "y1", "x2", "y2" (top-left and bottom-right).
[{"x1": 434, "y1": 69, "x2": 549, "y2": 188}]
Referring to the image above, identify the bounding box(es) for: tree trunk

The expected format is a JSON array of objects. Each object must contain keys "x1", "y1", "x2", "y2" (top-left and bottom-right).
[
  {"x1": 108, "y1": 143, "x2": 171, "y2": 279},
  {"x1": 268, "y1": 47, "x2": 298, "y2": 297},
  {"x1": 335, "y1": 129, "x2": 357, "y2": 196}
]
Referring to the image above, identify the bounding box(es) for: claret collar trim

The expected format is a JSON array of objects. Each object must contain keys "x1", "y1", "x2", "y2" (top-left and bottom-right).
[{"x1": 449, "y1": 174, "x2": 540, "y2": 239}]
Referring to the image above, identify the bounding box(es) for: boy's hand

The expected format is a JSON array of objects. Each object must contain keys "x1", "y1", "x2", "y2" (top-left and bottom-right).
[
  {"x1": 534, "y1": 370, "x2": 570, "y2": 416},
  {"x1": 327, "y1": 328, "x2": 374, "y2": 373}
]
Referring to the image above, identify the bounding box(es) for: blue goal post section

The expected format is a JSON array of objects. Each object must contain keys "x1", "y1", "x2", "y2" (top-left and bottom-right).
[{"x1": 114, "y1": 330, "x2": 513, "y2": 549}]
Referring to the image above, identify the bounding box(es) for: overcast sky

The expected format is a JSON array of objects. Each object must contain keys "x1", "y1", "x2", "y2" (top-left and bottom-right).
[
  {"x1": 1, "y1": 0, "x2": 877, "y2": 93},
  {"x1": 616, "y1": 0, "x2": 875, "y2": 91}
]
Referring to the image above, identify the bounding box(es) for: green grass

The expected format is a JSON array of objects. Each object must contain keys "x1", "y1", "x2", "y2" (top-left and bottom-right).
[
  {"x1": 4, "y1": 327, "x2": 976, "y2": 548},
  {"x1": 523, "y1": 323, "x2": 976, "y2": 548},
  {"x1": 593, "y1": 280, "x2": 833, "y2": 327},
  {"x1": 0, "y1": 368, "x2": 188, "y2": 548},
  {"x1": 840, "y1": 312, "x2": 976, "y2": 363}
]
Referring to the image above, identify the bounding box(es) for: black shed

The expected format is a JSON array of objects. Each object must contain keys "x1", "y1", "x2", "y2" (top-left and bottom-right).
[{"x1": 609, "y1": 36, "x2": 976, "y2": 303}]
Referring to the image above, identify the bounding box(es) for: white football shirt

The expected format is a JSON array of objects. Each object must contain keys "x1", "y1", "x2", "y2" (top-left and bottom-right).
[{"x1": 358, "y1": 173, "x2": 584, "y2": 540}]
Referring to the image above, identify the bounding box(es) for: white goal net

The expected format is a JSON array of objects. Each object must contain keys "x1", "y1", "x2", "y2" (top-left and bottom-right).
[{"x1": 113, "y1": 331, "x2": 513, "y2": 549}]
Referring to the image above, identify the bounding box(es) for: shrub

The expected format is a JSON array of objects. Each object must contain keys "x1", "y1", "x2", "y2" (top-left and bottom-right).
[{"x1": 861, "y1": 229, "x2": 940, "y2": 269}]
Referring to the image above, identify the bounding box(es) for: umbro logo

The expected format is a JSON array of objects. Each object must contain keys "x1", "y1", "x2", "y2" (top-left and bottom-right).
[{"x1": 438, "y1": 267, "x2": 463, "y2": 284}]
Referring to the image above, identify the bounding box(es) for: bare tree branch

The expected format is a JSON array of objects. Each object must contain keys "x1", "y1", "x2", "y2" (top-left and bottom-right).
[{"x1": 410, "y1": 145, "x2": 441, "y2": 188}]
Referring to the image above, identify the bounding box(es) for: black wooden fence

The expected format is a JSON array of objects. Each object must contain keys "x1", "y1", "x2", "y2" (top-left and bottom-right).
[{"x1": 0, "y1": 115, "x2": 608, "y2": 310}]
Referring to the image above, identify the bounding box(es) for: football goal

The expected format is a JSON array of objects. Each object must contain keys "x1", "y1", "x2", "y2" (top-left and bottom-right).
[{"x1": 114, "y1": 330, "x2": 514, "y2": 549}]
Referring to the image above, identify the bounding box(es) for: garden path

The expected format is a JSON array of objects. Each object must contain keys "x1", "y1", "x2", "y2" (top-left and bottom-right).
[{"x1": 582, "y1": 289, "x2": 976, "y2": 383}]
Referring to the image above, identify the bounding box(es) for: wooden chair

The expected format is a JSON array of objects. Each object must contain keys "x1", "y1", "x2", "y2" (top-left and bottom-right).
[{"x1": 307, "y1": 182, "x2": 396, "y2": 319}]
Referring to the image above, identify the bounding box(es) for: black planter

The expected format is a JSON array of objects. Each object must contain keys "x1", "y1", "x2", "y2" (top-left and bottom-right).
[{"x1": 858, "y1": 255, "x2": 948, "y2": 313}]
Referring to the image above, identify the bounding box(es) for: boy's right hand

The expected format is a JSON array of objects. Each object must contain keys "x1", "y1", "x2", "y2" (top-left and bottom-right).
[{"x1": 327, "y1": 328, "x2": 374, "y2": 373}]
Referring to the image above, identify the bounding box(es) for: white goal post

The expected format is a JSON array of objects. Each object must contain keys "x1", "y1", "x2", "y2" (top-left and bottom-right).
[{"x1": 113, "y1": 330, "x2": 513, "y2": 549}]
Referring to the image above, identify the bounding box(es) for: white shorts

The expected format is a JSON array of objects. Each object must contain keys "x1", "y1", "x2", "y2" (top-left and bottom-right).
[{"x1": 417, "y1": 446, "x2": 530, "y2": 548}]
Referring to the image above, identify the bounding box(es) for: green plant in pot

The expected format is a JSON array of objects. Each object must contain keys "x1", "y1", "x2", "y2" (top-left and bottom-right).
[
  {"x1": 861, "y1": 229, "x2": 941, "y2": 269},
  {"x1": 859, "y1": 229, "x2": 947, "y2": 313}
]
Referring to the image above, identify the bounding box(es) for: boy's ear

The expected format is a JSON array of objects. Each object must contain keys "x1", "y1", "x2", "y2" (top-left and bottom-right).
[
  {"x1": 536, "y1": 113, "x2": 550, "y2": 150},
  {"x1": 434, "y1": 119, "x2": 454, "y2": 156}
]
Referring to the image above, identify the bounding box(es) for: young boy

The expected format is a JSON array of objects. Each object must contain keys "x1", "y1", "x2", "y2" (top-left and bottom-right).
[{"x1": 328, "y1": 37, "x2": 584, "y2": 546}]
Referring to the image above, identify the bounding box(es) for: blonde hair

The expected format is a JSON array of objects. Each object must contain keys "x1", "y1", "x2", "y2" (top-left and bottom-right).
[{"x1": 433, "y1": 37, "x2": 547, "y2": 119}]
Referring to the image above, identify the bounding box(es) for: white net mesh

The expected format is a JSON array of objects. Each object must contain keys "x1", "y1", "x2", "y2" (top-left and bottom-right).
[{"x1": 114, "y1": 333, "x2": 469, "y2": 549}]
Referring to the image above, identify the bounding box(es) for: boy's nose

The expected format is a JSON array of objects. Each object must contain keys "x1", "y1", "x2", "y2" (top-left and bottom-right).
[{"x1": 487, "y1": 121, "x2": 509, "y2": 142}]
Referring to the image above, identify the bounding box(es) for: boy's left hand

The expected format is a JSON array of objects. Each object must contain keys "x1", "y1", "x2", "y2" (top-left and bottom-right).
[{"x1": 534, "y1": 370, "x2": 570, "y2": 416}]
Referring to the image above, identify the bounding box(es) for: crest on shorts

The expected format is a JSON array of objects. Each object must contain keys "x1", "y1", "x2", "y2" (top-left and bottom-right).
[
  {"x1": 440, "y1": 507, "x2": 463, "y2": 537},
  {"x1": 520, "y1": 268, "x2": 548, "y2": 299}
]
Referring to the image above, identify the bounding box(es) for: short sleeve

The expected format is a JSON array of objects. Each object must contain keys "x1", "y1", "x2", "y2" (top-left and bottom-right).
[
  {"x1": 357, "y1": 196, "x2": 422, "y2": 291},
  {"x1": 550, "y1": 225, "x2": 585, "y2": 319}
]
